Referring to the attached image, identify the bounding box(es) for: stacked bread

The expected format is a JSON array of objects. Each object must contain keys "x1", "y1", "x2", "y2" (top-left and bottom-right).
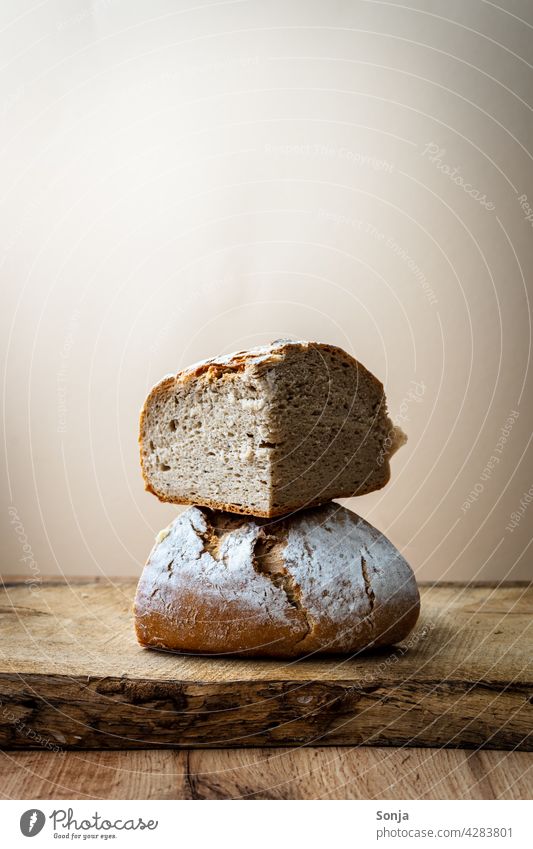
[{"x1": 134, "y1": 341, "x2": 420, "y2": 657}]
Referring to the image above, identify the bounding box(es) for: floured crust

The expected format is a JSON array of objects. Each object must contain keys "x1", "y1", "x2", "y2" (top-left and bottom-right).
[
  {"x1": 134, "y1": 503, "x2": 420, "y2": 659},
  {"x1": 139, "y1": 341, "x2": 406, "y2": 516}
]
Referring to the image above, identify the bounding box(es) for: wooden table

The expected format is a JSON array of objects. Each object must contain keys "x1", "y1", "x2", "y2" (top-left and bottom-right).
[
  {"x1": 1, "y1": 747, "x2": 531, "y2": 799},
  {"x1": 0, "y1": 579, "x2": 531, "y2": 799}
]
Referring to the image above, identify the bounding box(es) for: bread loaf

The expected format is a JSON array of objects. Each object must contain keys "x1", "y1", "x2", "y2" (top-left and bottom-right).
[
  {"x1": 134, "y1": 503, "x2": 419, "y2": 658},
  {"x1": 140, "y1": 340, "x2": 406, "y2": 518}
]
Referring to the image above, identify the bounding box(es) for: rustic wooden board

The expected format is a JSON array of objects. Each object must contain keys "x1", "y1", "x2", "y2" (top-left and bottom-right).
[
  {"x1": 0, "y1": 579, "x2": 531, "y2": 750},
  {"x1": 1, "y1": 748, "x2": 531, "y2": 800}
]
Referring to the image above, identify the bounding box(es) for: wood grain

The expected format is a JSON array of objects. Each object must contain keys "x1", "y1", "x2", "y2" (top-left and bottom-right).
[
  {"x1": 0, "y1": 580, "x2": 531, "y2": 750},
  {"x1": 0, "y1": 748, "x2": 530, "y2": 800}
]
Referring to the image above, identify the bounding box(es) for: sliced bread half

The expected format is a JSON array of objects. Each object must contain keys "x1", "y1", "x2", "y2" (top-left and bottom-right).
[{"x1": 139, "y1": 340, "x2": 405, "y2": 517}]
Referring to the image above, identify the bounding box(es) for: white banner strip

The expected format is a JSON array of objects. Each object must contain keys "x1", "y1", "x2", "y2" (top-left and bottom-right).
[{"x1": 0, "y1": 799, "x2": 530, "y2": 847}]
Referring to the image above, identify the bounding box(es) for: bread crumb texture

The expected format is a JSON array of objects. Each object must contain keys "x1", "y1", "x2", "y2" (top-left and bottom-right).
[{"x1": 139, "y1": 340, "x2": 406, "y2": 517}]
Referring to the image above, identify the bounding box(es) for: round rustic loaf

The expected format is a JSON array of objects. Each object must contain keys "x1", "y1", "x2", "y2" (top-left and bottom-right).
[{"x1": 134, "y1": 503, "x2": 420, "y2": 658}]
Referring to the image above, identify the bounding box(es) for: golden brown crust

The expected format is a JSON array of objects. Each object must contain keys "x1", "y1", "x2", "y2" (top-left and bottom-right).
[
  {"x1": 139, "y1": 478, "x2": 391, "y2": 518},
  {"x1": 138, "y1": 341, "x2": 400, "y2": 516},
  {"x1": 134, "y1": 582, "x2": 420, "y2": 659},
  {"x1": 167, "y1": 341, "x2": 383, "y2": 389}
]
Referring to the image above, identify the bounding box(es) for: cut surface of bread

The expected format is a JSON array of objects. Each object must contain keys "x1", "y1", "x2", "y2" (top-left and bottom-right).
[
  {"x1": 140, "y1": 340, "x2": 406, "y2": 517},
  {"x1": 134, "y1": 503, "x2": 420, "y2": 658}
]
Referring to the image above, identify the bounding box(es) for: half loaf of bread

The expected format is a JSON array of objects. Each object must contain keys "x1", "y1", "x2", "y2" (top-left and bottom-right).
[
  {"x1": 140, "y1": 340, "x2": 406, "y2": 517},
  {"x1": 134, "y1": 503, "x2": 420, "y2": 658}
]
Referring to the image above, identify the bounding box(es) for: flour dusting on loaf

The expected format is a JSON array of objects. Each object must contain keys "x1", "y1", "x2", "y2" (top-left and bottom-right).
[{"x1": 134, "y1": 503, "x2": 419, "y2": 658}]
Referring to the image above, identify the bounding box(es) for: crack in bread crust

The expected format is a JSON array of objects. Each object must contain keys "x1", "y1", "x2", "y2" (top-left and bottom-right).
[
  {"x1": 251, "y1": 528, "x2": 312, "y2": 641},
  {"x1": 360, "y1": 554, "x2": 376, "y2": 631}
]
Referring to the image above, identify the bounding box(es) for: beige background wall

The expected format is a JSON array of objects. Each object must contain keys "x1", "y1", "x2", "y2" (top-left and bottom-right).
[{"x1": 1, "y1": 0, "x2": 532, "y2": 581}]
